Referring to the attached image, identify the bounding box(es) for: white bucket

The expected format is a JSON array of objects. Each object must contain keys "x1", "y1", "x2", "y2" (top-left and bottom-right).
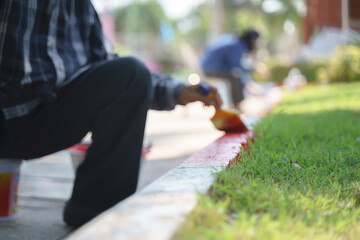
[{"x1": 0, "y1": 159, "x2": 22, "y2": 221}]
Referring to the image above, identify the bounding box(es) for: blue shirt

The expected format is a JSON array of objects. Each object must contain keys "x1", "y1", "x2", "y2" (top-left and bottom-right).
[
  {"x1": 201, "y1": 35, "x2": 253, "y2": 75},
  {"x1": 0, "y1": 0, "x2": 183, "y2": 119}
]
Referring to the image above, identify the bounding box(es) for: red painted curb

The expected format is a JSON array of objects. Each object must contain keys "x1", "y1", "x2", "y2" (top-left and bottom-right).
[{"x1": 178, "y1": 131, "x2": 255, "y2": 168}]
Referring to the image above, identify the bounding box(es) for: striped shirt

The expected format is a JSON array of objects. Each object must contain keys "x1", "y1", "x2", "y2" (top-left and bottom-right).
[{"x1": 0, "y1": 0, "x2": 184, "y2": 119}]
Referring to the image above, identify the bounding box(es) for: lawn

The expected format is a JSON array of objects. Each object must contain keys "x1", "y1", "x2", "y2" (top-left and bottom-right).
[{"x1": 174, "y1": 83, "x2": 360, "y2": 240}]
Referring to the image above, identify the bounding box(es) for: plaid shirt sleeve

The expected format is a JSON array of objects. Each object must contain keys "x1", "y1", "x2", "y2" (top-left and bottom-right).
[{"x1": 150, "y1": 74, "x2": 186, "y2": 110}]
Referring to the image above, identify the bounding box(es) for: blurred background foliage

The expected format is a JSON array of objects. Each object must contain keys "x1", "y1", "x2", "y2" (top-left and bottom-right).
[
  {"x1": 114, "y1": 0, "x2": 167, "y2": 36},
  {"x1": 259, "y1": 45, "x2": 360, "y2": 83},
  {"x1": 107, "y1": 0, "x2": 359, "y2": 83}
]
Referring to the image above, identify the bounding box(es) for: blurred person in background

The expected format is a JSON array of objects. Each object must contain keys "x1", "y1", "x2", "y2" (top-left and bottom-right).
[
  {"x1": 200, "y1": 29, "x2": 268, "y2": 111},
  {"x1": 0, "y1": 0, "x2": 222, "y2": 228}
]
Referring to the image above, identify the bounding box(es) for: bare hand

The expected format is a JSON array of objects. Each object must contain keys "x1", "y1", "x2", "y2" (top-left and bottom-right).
[{"x1": 178, "y1": 84, "x2": 222, "y2": 108}]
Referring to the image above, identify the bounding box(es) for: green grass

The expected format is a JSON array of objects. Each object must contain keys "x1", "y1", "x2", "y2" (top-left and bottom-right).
[{"x1": 174, "y1": 83, "x2": 360, "y2": 240}]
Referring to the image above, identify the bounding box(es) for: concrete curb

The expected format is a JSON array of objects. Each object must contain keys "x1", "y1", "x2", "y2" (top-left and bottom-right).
[{"x1": 65, "y1": 131, "x2": 254, "y2": 240}]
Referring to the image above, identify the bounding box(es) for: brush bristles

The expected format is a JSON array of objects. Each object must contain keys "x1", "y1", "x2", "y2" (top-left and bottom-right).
[{"x1": 211, "y1": 115, "x2": 248, "y2": 133}]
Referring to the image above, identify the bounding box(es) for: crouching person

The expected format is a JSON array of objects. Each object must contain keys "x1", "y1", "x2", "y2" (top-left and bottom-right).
[{"x1": 0, "y1": 0, "x2": 221, "y2": 227}]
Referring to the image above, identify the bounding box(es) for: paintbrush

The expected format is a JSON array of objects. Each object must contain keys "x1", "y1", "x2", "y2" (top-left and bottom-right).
[{"x1": 198, "y1": 82, "x2": 248, "y2": 133}]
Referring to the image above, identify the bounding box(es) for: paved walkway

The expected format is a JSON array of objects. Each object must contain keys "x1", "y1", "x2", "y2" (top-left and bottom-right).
[
  {"x1": 0, "y1": 83, "x2": 281, "y2": 239},
  {"x1": 66, "y1": 131, "x2": 254, "y2": 240},
  {"x1": 140, "y1": 103, "x2": 223, "y2": 188},
  {"x1": 0, "y1": 103, "x2": 222, "y2": 240}
]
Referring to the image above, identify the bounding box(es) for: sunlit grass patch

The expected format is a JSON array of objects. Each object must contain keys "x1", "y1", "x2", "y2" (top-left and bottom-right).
[{"x1": 174, "y1": 83, "x2": 360, "y2": 240}]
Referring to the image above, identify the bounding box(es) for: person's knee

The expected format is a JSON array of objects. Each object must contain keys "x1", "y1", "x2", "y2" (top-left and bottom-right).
[
  {"x1": 102, "y1": 57, "x2": 152, "y2": 105},
  {"x1": 121, "y1": 57, "x2": 152, "y2": 101}
]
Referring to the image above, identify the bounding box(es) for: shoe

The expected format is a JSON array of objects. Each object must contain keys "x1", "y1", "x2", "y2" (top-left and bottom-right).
[{"x1": 63, "y1": 201, "x2": 101, "y2": 228}]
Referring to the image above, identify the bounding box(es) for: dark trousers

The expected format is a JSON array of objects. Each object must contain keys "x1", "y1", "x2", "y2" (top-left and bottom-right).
[{"x1": 0, "y1": 57, "x2": 152, "y2": 217}]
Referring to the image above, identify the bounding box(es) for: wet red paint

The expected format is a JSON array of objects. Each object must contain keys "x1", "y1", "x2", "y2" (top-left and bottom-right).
[
  {"x1": 210, "y1": 108, "x2": 248, "y2": 133},
  {"x1": 178, "y1": 131, "x2": 254, "y2": 168},
  {"x1": 68, "y1": 142, "x2": 152, "y2": 158},
  {"x1": 68, "y1": 143, "x2": 89, "y2": 154},
  {"x1": 217, "y1": 115, "x2": 248, "y2": 133}
]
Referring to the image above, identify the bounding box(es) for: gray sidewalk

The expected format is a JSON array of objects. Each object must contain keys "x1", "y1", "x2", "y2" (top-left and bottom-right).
[
  {"x1": 0, "y1": 81, "x2": 280, "y2": 240},
  {"x1": 0, "y1": 103, "x2": 222, "y2": 240},
  {"x1": 0, "y1": 151, "x2": 74, "y2": 240}
]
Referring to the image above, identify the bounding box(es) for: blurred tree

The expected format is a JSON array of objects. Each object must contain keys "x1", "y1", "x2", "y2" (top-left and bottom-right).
[
  {"x1": 113, "y1": 0, "x2": 168, "y2": 35},
  {"x1": 174, "y1": 3, "x2": 212, "y2": 48},
  {"x1": 223, "y1": 0, "x2": 305, "y2": 41},
  {"x1": 210, "y1": 0, "x2": 225, "y2": 40},
  {"x1": 177, "y1": 0, "x2": 305, "y2": 50}
]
